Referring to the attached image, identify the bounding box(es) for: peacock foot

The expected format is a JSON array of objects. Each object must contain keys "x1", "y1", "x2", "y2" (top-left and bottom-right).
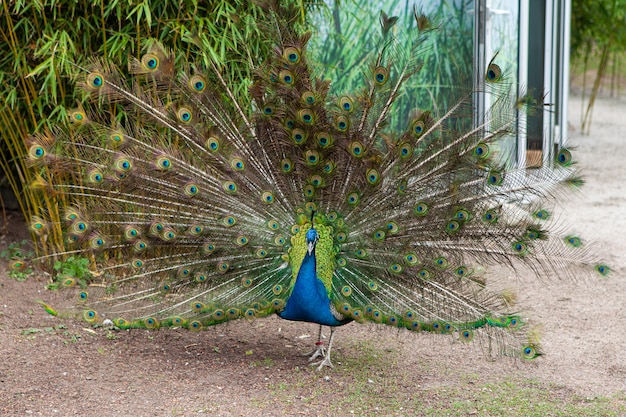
[
  {"x1": 310, "y1": 353, "x2": 334, "y2": 371},
  {"x1": 303, "y1": 341, "x2": 326, "y2": 361}
]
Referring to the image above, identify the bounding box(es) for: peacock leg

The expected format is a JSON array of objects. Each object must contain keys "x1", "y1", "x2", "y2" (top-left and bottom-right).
[
  {"x1": 311, "y1": 327, "x2": 336, "y2": 370},
  {"x1": 302, "y1": 324, "x2": 326, "y2": 360}
]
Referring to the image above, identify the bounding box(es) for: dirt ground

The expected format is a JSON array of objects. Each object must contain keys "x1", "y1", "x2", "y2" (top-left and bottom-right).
[{"x1": 0, "y1": 94, "x2": 624, "y2": 416}]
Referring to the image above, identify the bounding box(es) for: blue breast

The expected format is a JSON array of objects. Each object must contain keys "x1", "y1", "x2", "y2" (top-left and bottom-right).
[{"x1": 278, "y1": 251, "x2": 350, "y2": 326}]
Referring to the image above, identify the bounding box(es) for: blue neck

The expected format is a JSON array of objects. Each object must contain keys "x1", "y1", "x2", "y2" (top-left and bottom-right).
[{"x1": 278, "y1": 250, "x2": 349, "y2": 326}]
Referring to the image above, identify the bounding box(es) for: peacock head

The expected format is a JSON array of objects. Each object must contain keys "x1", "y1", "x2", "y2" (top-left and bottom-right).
[{"x1": 306, "y1": 228, "x2": 319, "y2": 255}]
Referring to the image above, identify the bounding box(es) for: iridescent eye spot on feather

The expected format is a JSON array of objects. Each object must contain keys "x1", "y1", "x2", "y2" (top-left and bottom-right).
[
  {"x1": 28, "y1": 145, "x2": 46, "y2": 160},
  {"x1": 90, "y1": 235, "x2": 106, "y2": 249},
  {"x1": 316, "y1": 132, "x2": 332, "y2": 148},
  {"x1": 454, "y1": 208, "x2": 470, "y2": 221},
  {"x1": 298, "y1": 109, "x2": 315, "y2": 124},
  {"x1": 373, "y1": 229, "x2": 386, "y2": 241},
  {"x1": 124, "y1": 226, "x2": 139, "y2": 240},
  {"x1": 339, "y1": 96, "x2": 354, "y2": 112},
  {"x1": 189, "y1": 320, "x2": 202, "y2": 330},
  {"x1": 301, "y1": 91, "x2": 315, "y2": 106},
  {"x1": 283, "y1": 46, "x2": 301, "y2": 64},
  {"x1": 279, "y1": 69, "x2": 294, "y2": 85},
  {"x1": 202, "y1": 243, "x2": 215, "y2": 254},
  {"x1": 556, "y1": 148, "x2": 572, "y2": 166},
  {"x1": 263, "y1": 105, "x2": 274, "y2": 115},
  {"x1": 62, "y1": 277, "x2": 76, "y2": 287},
  {"x1": 109, "y1": 131, "x2": 125, "y2": 147},
  {"x1": 512, "y1": 241, "x2": 528, "y2": 255},
  {"x1": 191, "y1": 302, "x2": 205, "y2": 312},
  {"x1": 474, "y1": 142, "x2": 490, "y2": 158},
  {"x1": 446, "y1": 220, "x2": 460, "y2": 233},
  {"x1": 323, "y1": 160, "x2": 336, "y2": 175},
  {"x1": 486, "y1": 63, "x2": 502, "y2": 82},
  {"x1": 412, "y1": 120, "x2": 425, "y2": 137},
  {"x1": 133, "y1": 241, "x2": 147, "y2": 253},
  {"x1": 310, "y1": 174, "x2": 324, "y2": 188},
  {"x1": 487, "y1": 170, "x2": 503, "y2": 185},
  {"x1": 206, "y1": 136, "x2": 220, "y2": 152},
  {"x1": 87, "y1": 169, "x2": 103, "y2": 184},
  {"x1": 389, "y1": 263, "x2": 403, "y2": 273},
  {"x1": 256, "y1": 248, "x2": 268, "y2": 258},
  {"x1": 189, "y1": 75, "x2": 206, "y2": 92},
  {"x1": 195, "y1": 273, "x2": 207, "y2": 283},
  {"x1": 336, "y1": 232, "x2": 347, "y2": 243},
  {"x1": 241, "y1": 277, "x2": 253, "y2": 287},
  {"x1": 595, "y1": 264, "x2": 610, "y2": 276},
  {"x1": 355, "y1": 248, "x2": 367, "y2": 258},
  {"x1": 455, "y1": 266, "x2": 469, "y2": 277},
  {"x1": 77, "y1": 291, "x2": 88, "y2": 302},
  {"x1": 434, "y1": 256, "x2": 448, "y2": 268},
  {"x1": 272, "y1": 284, "x2": 283, "y2": 295},
  {"x1": 349, "y1": 141, "x2": 364, "y2": 158},
  {"x1": 460, "y1": 330, "x2": 474, "y2": 342},
  {"x1": 292, "y1": 128, "x2": 306, "y2": 145},
  {"x1": 275, "y1": 235, "x2": 286, "y2": 246},
  {"x1": 341, "y1": 286, "x2": 352, "y2": 297},
  {"x1": 83, "y1": 310, "x2": 98, "y2": 323},
  {"x1": 304, "y1": 183, "x2": 314, "y2": 197},
  {"x1": 30, "y1": 218, "x2": 46, "y2": 235},
  {"x1": 335, "y1": 116, "x2": 349, "y2": 132},
  {"x1": 144, "y1": 317, "x2": 159, "y2": 329},
  {"x1": 70, "y1": 109, "x2": 86, "y2": 124},
  {"x1": 414, "y1": 202, "x2": 429, "y2": 216},
  {"x1": 337, "y1": 257, "x2": 347, "y2": 267},
  {"x1": 217, "y1": 262, "x2": 229, "y2": 273},
  {"x1": 521, "y1": 346, "x2": 538, "y2": 359},
  {"x1": 268, "y1": 220, "x2": 279, "y2": 230},
  {"x1": 261, "y1": 191, "x2": 274, "y2": 204},
  {"x1": 87, "y1": 72, "x2": 104, "y2": 89},
  {"x1": 483, "y1": 209, "x2": 498, "y2": 223},
  {"x1": 281, "y1": 158, "x2": 294, "y2": 173},
  {"x1": 141, "y1": 53, "x2": 159, "y2": 71},
  {"x1": 184, "y1": 183, "x2": 199, "y2": 197},
  {"x1": 230, "y1": 158, "x2": 244, "y2": 171},
  {"x1": 399, "y1": 142, "x2": 412, "y2": 158},
  {"x1": 235, "y1": 235, "x2": 249, "y2": 247},
  {"x1": 188, "y1": 225, "x2": 203, "y2": 236},
  {"x1": 565, "y1": 235, "x2": 582, "y2": 247},
  {"x1": 305, "y1": 150, "x2": 320, "y2": 166},
  {"x1": 346, "y1": 192, "x2": 360, "y2": 206},
  {"x1": 366, "y1": 168, "x2": 380, "y2": 185},
  {"x1": 386, "y1": 221, "x2": 399, "y2": 234},
  {"x1": 132, "y1": 259, "x2": 144, "y2": 269},
  {"x1": 404, "y1": 253, "x2": 418, "y2": 266},
  {"x1": 223, "y1": 216, "x2": 236, "y2": 227},
  {"x1": 222, "y1": 180, "x2": 238, "y2": 194},
  {"x1": 533, "y1": 209, "x2": 550, "y2": 221},
  {"x1": 160, "y1": 283, "x2": 171, "y2": 293},
  {"x1": 419, "y1": 269, "x2": 431, "y2": 279},
  {"x1": 155, "y1": 155, "x2": 172, "y2": 171},
  {"x1": 374, "y1": 66, "x2": 389, "y2": 85},
  {"x1": 114, "y1": 156, "x2": 132, "y2": 172},
  {"x1": 284, "y1": 118, "x2": 295, "y2": 129}
]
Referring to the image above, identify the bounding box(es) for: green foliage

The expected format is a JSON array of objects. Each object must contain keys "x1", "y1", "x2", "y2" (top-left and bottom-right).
[
  {"x1": 1, "y1": 240, "x2": 34, "y2": 281},
  {"x1": 309, "y1": 0, "x2": 474, "y2": 133},
  {"x1": 53, "y1": 255, "x2": 93, "y2": 285},
  {"x1": 0, "y1": 0, "x2": 307, "y2": 257},
  {"x1": 571, "y1": 0, "x2": 626, "y2": 133}
]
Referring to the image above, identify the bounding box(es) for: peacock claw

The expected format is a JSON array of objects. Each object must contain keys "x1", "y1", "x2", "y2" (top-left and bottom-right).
[
  {"x1": 305, "y1": 342, "x2": 326, "y2": 361},
  {"x1": 311, "y1": 355, "x2": 334, "y2": 371}
]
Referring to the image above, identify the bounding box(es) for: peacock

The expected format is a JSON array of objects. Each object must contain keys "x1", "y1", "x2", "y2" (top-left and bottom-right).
[{"x1": 27, "y1": 4, "x2": 609, "y2": 370}]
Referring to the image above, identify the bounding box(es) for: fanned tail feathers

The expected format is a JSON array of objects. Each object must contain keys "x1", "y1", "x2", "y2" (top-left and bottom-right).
[{"x1": 29, "y1": 5, "x2": 609, "y2": 360}]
